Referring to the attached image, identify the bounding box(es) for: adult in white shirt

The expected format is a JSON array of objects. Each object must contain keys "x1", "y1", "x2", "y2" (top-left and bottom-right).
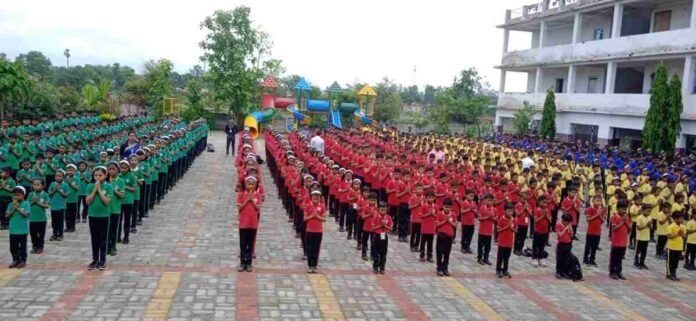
[
  {"x1": 521, "y1": 151, "x2": 535, "y2": 169},
  {"x1": 310, "y1": 130, "x2": 325, "y2": 155}
]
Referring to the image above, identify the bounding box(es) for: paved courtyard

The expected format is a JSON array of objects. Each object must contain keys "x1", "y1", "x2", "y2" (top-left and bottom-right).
[{"x1": 0, "y1": 131, "x2": 695, "y2": 321}]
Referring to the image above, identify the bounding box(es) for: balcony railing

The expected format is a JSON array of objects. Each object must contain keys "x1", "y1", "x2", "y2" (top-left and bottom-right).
[{"x1": 508, "y1": 0, "x2": 603, "y2": 21}]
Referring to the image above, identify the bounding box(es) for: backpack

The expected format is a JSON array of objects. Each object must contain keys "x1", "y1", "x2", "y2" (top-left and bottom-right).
[
  {"x1": 567, "y1": 253, "x2": 583, "y2": 281},
  {"x1": 206, "y1": 143, "x2": 215, "y2": 152}
]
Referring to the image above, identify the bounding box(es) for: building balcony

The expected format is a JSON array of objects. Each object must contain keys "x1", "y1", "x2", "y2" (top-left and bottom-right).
[
  {"x1": 501, "y1": 28, "x2": 696, "y2": 68},
  {"x1": 497, "y1": 92, "x2": 696, "y2": 117}
]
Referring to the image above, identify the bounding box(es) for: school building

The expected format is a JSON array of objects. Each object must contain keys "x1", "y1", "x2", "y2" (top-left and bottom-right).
[{"x1": 494, "y1": 0, "x2": 696, "y2": 150}]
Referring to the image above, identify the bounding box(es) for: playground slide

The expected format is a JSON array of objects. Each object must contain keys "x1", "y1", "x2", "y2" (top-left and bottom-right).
[
  {"x1": 331, "y1": 110, "x2": 342, "y2": 128},
  {"x1": 244, "y1": 108, "x2": 277, "y2": 139},
  {"x1": 287, "y1": 104, "x2": 307, "y2": 122},
  {"x1": 354, "y1": 110, "x2": 375, "y2": 126},
  {"x1": 305, "y1": 99, "x2": 330, "y2": 112}
]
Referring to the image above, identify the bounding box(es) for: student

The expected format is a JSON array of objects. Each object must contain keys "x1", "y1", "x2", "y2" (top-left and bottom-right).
[
  {"x1": 609, "y1": 200, "x2": 630, "y2": 280},
  {"x1": 555, "y1": 213, "x2": 574, "y2": 279},
  {"x1": 496, "y1": 202, "x2": 516, "y2": 278},
  {"x1": 684, "y1": 213, "x2": 696, "y2": 270},
  {"x1": 237, "y1": 176, "x2": 262, "y2": 272},
  {"x1": 7, "y1": 186, "x2": 30, "y2": 268},
  {"x1": 634, "y1": 204, "x2": 652, "y2": 270},
  {"x1": 106, "y1": 162, "x2": 125, "y2": 256},
  {"x1": 408, "y1": 184, "x2": 424, "y2": 252},
  {"x1": 86, "y1": 166, "x2": 113, "y2": 270},
  {"x1": 666, "y1": 212, "x2": 686, "y2": 281},
  {"x1": 396, "y1": 170, "x2": 413, "y2": 243},
  {"x1": 120, "y1": 160, "x2": 137, "y2": 242},
  {"x1": 459, "y1": 189, "x2": 477, "y2": 254},
  {"x1": 629, "y1": 194, "x2": 642, "y2": 249},
  {"x1": 304, "y1": 190, "x2": 326, "y2": 273},
  {"x1": 477, "y1": 193, "x2": 496, "y2": 265},
  {"x1": 16, "y1": 159, "x2": 34, "y2": 191},
  {"x1": 355, "y1": 186, "x2": 370, "y2": 250},
  {"x1": 419, "y1": 191, "x2": 437, "y2": 262},
  {"x1": 0, "y1": 167, "x2": 17, "y2": 230},
  {"x1": 583, "y1": 194, "x2": 605, "y2": 266},
  {"x1": 77, "y1": 161, "x2": 91, "y2": 223},
  {"x1": 48, "y1": 170, "x2": 69, "y2": 241},
  {"x1": 64, "y1": 164, "x2": 80, "y2": 233},
  {"x1": 28, "y1": 179, "x2": 49, "y2": 254},
  {"x1": 337, "y1": 170, "x2": 353, "y2": 232},
  {"x1": 345, "y1": 179, "x2": 361, "y2": 240},
  {"x1": 435, "y1": 198, "x2": 456, "y2": 276},
  {"x1": 372, "y1": 201, "x2": 393, "y2": 274},
  {"x1": 513, "y1": 188, "x2": 531, "y2": 255},
  {"x1": 656, "y1": 202, "x2": 671, "y2": 259},
  {"x1": 360, "y1": 192, "x2": 378, "y2": 261},
  {"x1": 561, "y1": 186, "x2": 581, "y2": 240}
]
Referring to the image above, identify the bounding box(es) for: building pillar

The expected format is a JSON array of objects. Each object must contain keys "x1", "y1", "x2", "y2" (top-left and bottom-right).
[
  {"x1": 539, "y1": 21, "x2": 547, "y2": 48},
  {"x1": 572, "y1": 12, "x2": 583, "y2": 43},
  {"x1": 499, "y1": 70, "x2": 507, "y2": 93},
  {"x1": 567, "y1": 64, "x2": 577, "y2": 94},
  {"x1": 535, "y1": 67, "x2": 544, "y2": 93},
  {"x1": 691, "y1": 0, "x2": 696, "y2": 28},
  {"x1": 605, "y1": 62, "x2": 617, "y2": 94},
  {"x1": 612, "y1": 3, "x2": 623, "y2": 38},
  {"x1": 683, "y1": 56, "x2": 695, "y2": 96},
  {"x1": 503, "y1": 10, "x2": 511, "y2": 53}
]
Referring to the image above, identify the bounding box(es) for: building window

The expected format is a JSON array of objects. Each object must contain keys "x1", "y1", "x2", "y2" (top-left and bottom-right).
[
  {"x1": 587, "y1": 77, "x2": 599, "y2": 93},
  {"x1": 593, "y1": 28, "x2": 604, "y2": 40},
  {"x1": 555, "y1": 78, "x2": 564, "y2": 93},
  {"x1": 571, "y1": 124, "x2": 598, "y2": 144}
]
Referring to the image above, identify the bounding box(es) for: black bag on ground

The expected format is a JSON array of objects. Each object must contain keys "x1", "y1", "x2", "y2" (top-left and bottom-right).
[
  {"x1": 567, "y1": 253, "x2": 583, "y2": 281},
  {"x1": 206, "y1": 143, "x2": 215, "y2": 152}
]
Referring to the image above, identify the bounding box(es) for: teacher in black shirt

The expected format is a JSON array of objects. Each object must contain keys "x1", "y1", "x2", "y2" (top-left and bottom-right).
[{"x1": 224, "y1": 120, "x2": 239, "y2": 156}]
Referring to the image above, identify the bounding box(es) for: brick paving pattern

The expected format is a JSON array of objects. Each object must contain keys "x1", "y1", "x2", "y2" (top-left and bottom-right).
[{"x1": 0, "y1": 131, "x2": 694, "y2": 320}]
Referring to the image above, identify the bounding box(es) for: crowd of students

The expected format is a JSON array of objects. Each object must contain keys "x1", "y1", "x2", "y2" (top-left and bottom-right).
[
  {"x1": 3, "y1": 113, "x2": 209, "y2": 270},
  {"x1": 243, "y1": 125, "x2": 695, "y2": 282}
]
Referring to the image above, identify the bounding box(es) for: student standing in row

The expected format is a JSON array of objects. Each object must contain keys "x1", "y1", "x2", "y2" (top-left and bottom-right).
[
  {"x1": 583, "y1": 194, "x2": 605, "y2": 266},
  {"x1": 685, "y1": 214, "x2": 696, "y2": 270},
  {"x1": 435, "y1": 198, "x2": 456, "y2": 276},
  {"x1": 372, "y1": 201, "x2": 392, "y2": 274},
  {"x1": 634, "y1": 204, "x2": 652, "y2": 269},
  {"x1": 304, "y1": 190, "x2": 326, "y2": 273},
  {"x1": 64, "y1": 164, "x2": 80, "y2": 233},
  {"x1": 237, "y1": 176, "x2": 262, "y2": 272},
  {"x1": 7, "y1": 186, "x2": 30, "y2": 268},
  {"x1": 666, "y1": 212, "x2": 686, "y2": 281},
  {"x1": 107, "y1": 162, "x2": 125, "y2": 256},
  {"x1": 28, "y1": 179, "x2": 49, "y2": 254},
  {"x1": 609, "y1": 200, "x2": 630, "y2": 280},
  {"x1": 86, "y1": 166, "x2": 112, "y2": 270},
  {"x1": 496, "y1": 202, "x2": 516, "y2": 278},
  {"x1": 48, "y1": 170, "x2": 68, "y2": 241}
]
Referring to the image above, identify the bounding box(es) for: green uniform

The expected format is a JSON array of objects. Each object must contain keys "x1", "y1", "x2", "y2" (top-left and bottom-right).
[
  {"x1": 28, "y1": 191, "x2": 49, "y2": 222},
  {"x1": 48, "y1": 181, "x2": 69, "y2": 210},
  {"x1": 86, "y1": 182, "x2": 113, "y2": 217},
  {"x1": 8, "y1": 200, "x2": 30, "y2": 235}
]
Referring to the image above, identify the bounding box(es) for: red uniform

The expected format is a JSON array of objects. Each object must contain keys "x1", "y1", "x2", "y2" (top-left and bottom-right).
[
  {"x1": 561, "y1": 196, "x2": 582, "y2": 226},
  {"x1": 478, "y1": 204, "x2": 496, "y2": 236},
  {"x1": 497, "y1": 216, "x2": 516, "y2": 248},
  {"x1": 534, "y1": 207, "x2": 551, "y2": 234},
  {"x1": 556, "y1": 222, "x2": 573, "y2": 243},
  {"x1": 436, "y1": 210, "x2": 458, "y2": 237},
  {"x1": 237, "y1": 191, "x2": 262, "y2": 229},
  {"x1": 420, "y1": 202, "x2": 438, "y2": 235},
  {"x1": 610, "y1": 214, "x2": 631, "y2": 247},
  {"x1": 585, "y1": 206, "x2": 606, "y2": 236},
  {"x1": 305, "y1": 202, "x2": 327, "y2": 233}
]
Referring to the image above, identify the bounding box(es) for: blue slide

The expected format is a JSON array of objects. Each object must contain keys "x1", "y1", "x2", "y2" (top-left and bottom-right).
[{"x1": 331, "y1": 110, "x2": 342, "y2": 128}]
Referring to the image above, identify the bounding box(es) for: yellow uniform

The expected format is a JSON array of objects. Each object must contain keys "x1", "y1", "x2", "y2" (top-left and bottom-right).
[
  {"x1": 686, "y1": 220, "x2": 696, "y2": 245},
  {"x1": 657, "y1": 212, "x2": 669, "y2": 236},
  {"x1": 636, "y1": 215, "x2": 651, "y2": 241},
  {"x1": 666, "y1": 223, "x2": 686, "y2": 251},
  {"x1": 629, "y1": 204, "x2": 641, "y2": 223},
  {"x1": 671, "y1": 203, "x2": 685, "y2": 215},
  {"x1": 643, "y1": 194, "x2": 659, "y2": 220}
]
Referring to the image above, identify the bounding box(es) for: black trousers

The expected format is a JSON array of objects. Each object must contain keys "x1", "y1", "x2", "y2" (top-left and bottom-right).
[
  {"x1": 133, "y1": 200, "x2": 141, "y2": 225},
  {"x1": 556, "y1": 242, "x2": 572, "y2": 274},
  {"x1": 532, "y1": 233, "x2": 548, "y2": 259},
  {"x1": 9, "y1": 234, "x2": 27, "y2": 262},
  {"x1": 51, "y1": 209, "x2": 65, "y2": 237},
  {"x1": 79, "y1": 196, "x2": 88, "y2": 220},
  {"x1": 158, "y1": 173, "x2": 167, "y2": 201},
  {"x1": 650, "y1": 219, "x2": 657, "y2": 240},
  {"x1": 138, "y1": 188, "x2": 146, "y2": 219},
  {"x1": 121, "y1": 204, "x2": 134, "y2": 241},
  {"x1": 355, "y1": 218, "x2": 363, "y2": 246},
  {"x1": 372, "y1": 233, "x2": 389, "y2": 271},
  {"x1": 338, "y1": 202, "x2": 348, "y2": 229},
  {"x1": 397, "y1": 203, "x2": 410, "y2": 238},
  {"x1": 148, "y1": 182, "x2": 157, "y2": 208},
  {"x1": 410, "y1": 223, "x2": 421, "y2": 249},
  {"x1": 388, "y1": 205, "x2": 398, "y2": 230},
  {"x1": 361, "y1": 231, "x2": 372, "y2": 258},
  {"x1": 65, "y1": 202, "x2": 78, "y2": 230},
  {"x1": 629, "y1": 222, "x2": 637, "y2": 247},
  {"x1": 496, "y1": 247, "x2": 512, "y2": 273},
  {"x1": 107, "y1": 214, "x2": 120, "y2": 251},
  {"x1": 346, "y1": 208, "x2": 357, "y2": 238},
  {"x1": 514, "y1": 226, "x2": 528, "y2": 252},
  {"x1": 685, "y1": 244, "x2": 696, "y2": 267},
  {"x1": 305, "y1": 232, "x2": 322, "y2": 268},
  {"x1": 239, "y1": 228, "x2": 257, "y2": 266},
  {"x1": 30, "y1": 221, "x2": 46, "y2": 250},
  {"x1": 656, "y1": 235, "x2": 667, "y2": 256},
  {"x1": 461, "y1": 225, "x2": 474, "y2": 250},
  {"x1": 89, "y1": 216, "x2": 109, "y2": 264},
  {"x1": 420, "y1": 234, "x2": 434, "y2": 259},
  {"x1": 583, "y1": 234, "x2": 600, "y2": 263},
  {"x1": 477, "y1": 234, "x2": 492, "y2": 261},
  {"x1": 226, "y1": 137, "x2": 235, "y2": 155},
  {"x1": 609, "y1": 246, "x2": 626, "y2": 275},
  {"x1": 667, "y1": 249, "x2": 681, "y2": 277},
  {"x1": 0, "y1": 197, "x2": 11, "y2": 226},
  {"x1": 436, "y1": 233, "x2": 453, "y2": 271},
  {"x1": 635, "y1": 240, "x2": 648, "y2": 266}
]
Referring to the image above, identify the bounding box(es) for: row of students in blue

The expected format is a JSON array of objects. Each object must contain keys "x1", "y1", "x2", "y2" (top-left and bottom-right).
[{"x1": 5, "y1": 117, "x2": 210, "y2": 269}]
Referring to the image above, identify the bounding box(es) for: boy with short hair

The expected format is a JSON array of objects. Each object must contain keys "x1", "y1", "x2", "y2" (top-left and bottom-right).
[
  {"x1": 634, "y1": 204, "x2": 652, "y2": 269},
  {"x1": 666, "y1": 212, "x2": 686, "y2": 281},
  {"x1": 555, "y1": 213, "x2": 574, "y2": 279},
  {"x1": 532, "y1": 196, "x2": 551, "y2": 267},
  {"x1": 371, "y1": 201, "x2": 393, "y2": 274},
  {"x1": 496, "y1": 202, "x2": 516, "y2": 278},
  {"x1": 477, "y1": 194, "x2": 496, "y2": 265},
  {"x1": 7, "y1": 186, "x2": 30, "y2": 268},
  {"x1": 435, "y1": 198, "x2": 457, "y2": 276},
  {"x1": 28, "y1": 179, "x2": 49, "y2": 254},
  {"x1": 684, "y1": 213, "x2": 696, "y2": 270},
  {"x1": 419, "y1": 191, "x2": 437, "y2": 262},
  {"x1": 609, "y1": 200, "x2": 630, "y2": 280},
  {"x1": 655, "y1": 202, "x2": 671, "y2": 259},
  {"x1": 583, "y1": 194, "x2": 605, "y2": 266},
  {"x1": 561, "y1": 186, "x2": 581, "y2": 240}
]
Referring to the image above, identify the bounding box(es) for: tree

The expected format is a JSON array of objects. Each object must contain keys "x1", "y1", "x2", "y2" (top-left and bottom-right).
[
  {"x1": 200, "y1": 7, "x2": 265, "y2": 123},
  {"x1": 142, "y1": 59, "x2": 174, "y2": 117},
  {"x1": 373, "y1": 78, "x2": 403, "y2": 124},
  {"x1": 57, "y1": 86, "x2": 82, "y2": 112},
  {"x1": 15, "y1": 51, "x2": 53, "y2": 81},
  {"x1": 665, "y1": 74, "x2": 683, "y2": 157},
  {"x1": 423, "y1": 85, "x2": 436, "y2": 107},
  {"x1": 539, "y1": 89, "x2": 556, "y2": 140},
  {"x1": 642, "y1": 64, "x2": 670, "y2": 154},
  {"x1": 182, "y1": 79, "x2": 209, "y2": 122},
  {"x1": 0, "y1": 60, "x2": 32, "y2": 120},
  {"x1": 0, "y1": 53, "x2": 7, "y2": 62},
  {"x1": 81, "y1": 80, "x2": 111, "y2": 113},
  {"x1": 262, "y1": 59, "x2": 286, "y2": 78},
  {"x1": 513, "y1": 101, "x2": 536, "y2": 135}
]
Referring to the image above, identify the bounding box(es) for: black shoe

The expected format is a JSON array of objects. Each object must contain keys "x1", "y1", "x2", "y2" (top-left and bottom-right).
[
  {"x1": 15, "y1": 261, "x2": 25, "y2": 269},
  {"x1": 478, "y1": 259, "x2": 484, "y2": 265},
  {"x1": 597, "y1": 247, "x2": 603, "y2": 251},
  {"x1": 610, "y1": 274, "x2": 619, "y2": 280},
  {"x1": 373, "y1": 268, "x2": 379, "y2": 274},
  {"x1": 437, "y1": 270, "x2": 445, "y2": 277},
  {"x1": 30, "y1": 248, "x2": 37, "y2": 254},
  {"x1": 8, "y1": 261, "x2": 17, "y2": 268},
  {"x1": 667, "y1": 275, "x2": 680, "y2": 281},
  {"x1": 460, "y1": 248, "x2": 467, "y2": 254},
  {"x1": 634, "y1": 263, "x2": 642, "y2": 269},
  {"x1": 496, "y1": 272, "x2": 503, "y2": 278},
  {"x1": 143, "y1": 214, "x2": 149, "y2": 218},
  {"x1": 617, "y1": 274, "x2": 626, "y2": 280},
  {"x1": 588, "y1": 261, "x2": 598, "y2": 266},
  {"x1": 555, "y1": 273, "x2": 565, "y2": 279},
  {"x1": 641, "y1": 264, "x2": 649, "y2": 270},
  {"x1": 443, "y1": 270, "x2": 451, "y2": 277},
  {"x1": 362, "y1": 255, "x2": 369, "y2": 261},
  {"x1": 136, "y1": 220, "x2": 143, "y2": 226},
  {"x1": 427, "y1": 258, "x2": 434, "y2": 263},
  {"x1": 483, "y1": 260, "x2": 492, "y2": 265},
  {"x1": 87, "y1": 262, "x2": 97, "y2": 270},
  {"x1": 131, "y1": 228, "x2": 137, "y2": 234},
  {"x1": 503, "y1": 271, "x2": 511, "y2": 278},
  {"x1": 122, "y1": 239, "x2": 129, "y2": 244},
  {"x1": 245, "y1": 265, "x2": 253, "y2": 272},
  {"x1": 347, "y1": 235, "x2": 352, "y2": 240},
  {"x1": 379, "y1": 269, "x2": 385, "y2": 274},
  {"x1": 238, "y1": 265, "x2": 246, "y2": 272},
  {"x1": 97, "y1": 262, "x2": 106, "y2": 270},
  {"x1": 339, "y1": 227, "x2": 345, "y2": 232}
]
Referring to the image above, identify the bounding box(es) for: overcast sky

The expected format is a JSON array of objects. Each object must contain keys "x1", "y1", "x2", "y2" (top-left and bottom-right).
[{"x1": 0, "y1": 0, "x2": 531, "y2": 91}]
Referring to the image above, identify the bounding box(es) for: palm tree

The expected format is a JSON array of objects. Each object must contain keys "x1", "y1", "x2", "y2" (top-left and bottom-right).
[{"x1": 64, "y1": 49, "x2": 70, "y2": 68}]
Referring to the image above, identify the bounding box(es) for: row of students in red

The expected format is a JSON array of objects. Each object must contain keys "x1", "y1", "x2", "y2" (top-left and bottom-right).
[{"x1": 234, "y1": 132, "x2": 265, "y2": 272}]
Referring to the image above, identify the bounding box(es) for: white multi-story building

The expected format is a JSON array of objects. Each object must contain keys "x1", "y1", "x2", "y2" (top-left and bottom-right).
[{"x1": 495, "y1": 0, "x2": 696, "y2": 149}]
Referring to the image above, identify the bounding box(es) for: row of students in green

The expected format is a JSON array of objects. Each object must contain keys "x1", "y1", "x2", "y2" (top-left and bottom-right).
[{"x1": 5, "y1": 118, "x2": 210, "y2": 269}]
